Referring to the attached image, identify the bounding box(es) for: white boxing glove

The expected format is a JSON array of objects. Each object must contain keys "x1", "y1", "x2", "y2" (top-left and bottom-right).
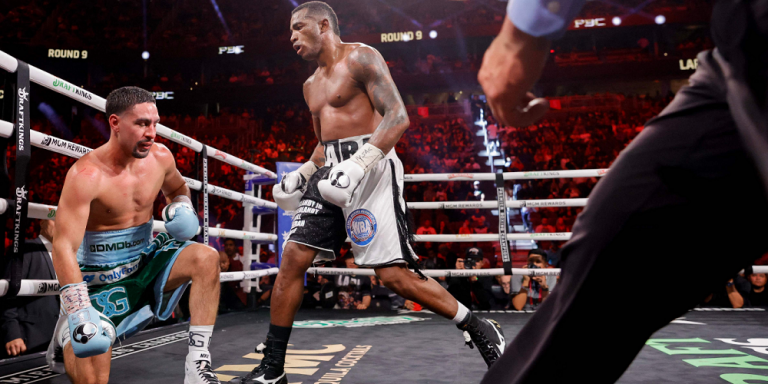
[
  {"x1": 318, "y1": 143, "x2": 385, "y2": 208},
  {"x1": 273, "y1": 161, "x2": 319, "y2": 211}
]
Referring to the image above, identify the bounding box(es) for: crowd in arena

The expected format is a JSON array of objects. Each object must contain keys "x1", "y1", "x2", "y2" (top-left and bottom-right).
[
  {"x1": 1, "y1": 0, "x2": 711, "y2": 49},
  {"x1": 8, "y1": 88, "x2": 767, "y2": 317},
  {"x1": 3, "y1": 86, "x2": 768, "y2": 359}
]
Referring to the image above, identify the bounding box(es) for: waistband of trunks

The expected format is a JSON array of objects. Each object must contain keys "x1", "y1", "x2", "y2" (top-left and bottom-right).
[
  {"x1": 77, "y1": 220, "x2": 153, "y2": 267},
  {"x1": 322, "y1": 134, "x2": 373, "y2": 167}
]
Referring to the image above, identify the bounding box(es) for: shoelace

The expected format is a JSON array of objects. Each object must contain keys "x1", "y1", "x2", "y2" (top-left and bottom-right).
[
  {"x1": 463, "y1": 331, "x2": 474, "y2": 349},
  {"x1": 195, "y1": 360, "x2": 219, "y2": 384},
  {"x1": 468, "y1": 324, "x2": 498, "y2": 359},
  {"x1": 241, "y1": 342, "x2": 277, "y2": 381}
]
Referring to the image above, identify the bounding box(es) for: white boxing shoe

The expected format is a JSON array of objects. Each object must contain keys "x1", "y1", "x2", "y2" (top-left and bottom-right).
[
  {"x1": 46, "y1": 315, "x2": 69, "y2": 374},
  {"x1": 185, "y1": 350, "x2": 221, "y2": 384}
]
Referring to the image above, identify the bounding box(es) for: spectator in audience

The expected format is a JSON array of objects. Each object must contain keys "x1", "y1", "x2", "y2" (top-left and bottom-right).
[
  {"x1": 459, "y1": 220, "x2": 472, "y2": 235},
  {"x1": 336, "y1": 253, "x2": 372, "y2": 310},
  {"x1": 746, "y1": 273, "x2": 767, "y2": 307},
  {"x1": 448, "y1": 247, "x2": 493, "y2": 310},
  {"x1": 510, "y1": 249, "x2": 557, "y2": 311},
  {"x1": 1, "y1": 220, "x2": 59, "y2": 358},
  {"x1": 254, "y1": 275, "x2": 274, "y2": 308},
  {"x1": 302, "y1": 267, "x2": 337, "y2": 309},
  {"x1": 369, "y1": 276, "x2": 406, "y2": 310},
  {"x1": 416, "y1": 220, "x2": 437, "y2": 235},
  {"x1": 535, "y1": 218, "x2": 555, "y2": 233},
  {"x1": 219, "y1": 239, "x2": 246, "y2": 312},
  {"x1": 416, "y1": 220, "x2": 437, "y2": 252},
  {"x1": 700, "y1": 274, "x2": 750, "y2": 308},
  {"x1": 221, "y1": 238, "x2": 245, "y2": 266},
  {"x1": 420, "y1": 248, "x2": 447, "y2": 270},
  {"x1": 493, "y1": 275, "x2": 512, "y2": 309}
]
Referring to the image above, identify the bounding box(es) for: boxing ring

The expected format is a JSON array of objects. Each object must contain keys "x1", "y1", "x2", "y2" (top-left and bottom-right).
[{"x1": 0, "y1": 50, "x2": 767, "y2": 384}]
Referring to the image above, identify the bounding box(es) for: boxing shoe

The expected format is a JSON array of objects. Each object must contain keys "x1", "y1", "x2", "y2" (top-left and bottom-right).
[
  {"x1": 460, "y1": 317, "x2": 506, "y2": 368},
  {"x1": 46, "y1": 316, "x2": 68, "y2": 374},
  {"x1": 230, "y1": 339, "x2": 287, "y2": 384},
  {"x1": 185, "y1": 350, "x2": 221, "y2": 384}
]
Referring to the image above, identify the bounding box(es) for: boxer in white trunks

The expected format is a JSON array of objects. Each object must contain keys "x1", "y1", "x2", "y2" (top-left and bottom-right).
[{"x1": 232, "y1": 2, "x2": 504, "y2": 383}]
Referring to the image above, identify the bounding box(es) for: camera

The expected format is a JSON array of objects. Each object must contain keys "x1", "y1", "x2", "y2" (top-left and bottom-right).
[{"x1": 464, "y1": 247, "x2": 483, "y2": 270}]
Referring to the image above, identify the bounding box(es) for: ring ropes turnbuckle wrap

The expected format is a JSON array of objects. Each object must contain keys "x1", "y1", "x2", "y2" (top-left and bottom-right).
[{"x1": 7, "y1": 60, "x2": 31, "y2": 298}]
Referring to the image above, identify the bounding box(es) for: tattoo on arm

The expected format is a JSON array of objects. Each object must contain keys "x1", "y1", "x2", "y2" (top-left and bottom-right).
[
  {"x1": 347, "y1": 46, "x2": 409, "y2": 152},
  {"x1": 310, "y1": 143, "x2": 326, "y2": 167}
]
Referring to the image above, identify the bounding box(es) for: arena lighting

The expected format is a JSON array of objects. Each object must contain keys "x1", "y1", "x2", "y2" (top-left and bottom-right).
[
  {"x1": 429, "y1": 30, "x2": 437, "y2": 39},
  {"x1": 655, "y1": 15, "x2": 666, "y2": 24},
  {"x1": 141, "y1": 51, "x2": 150, "y2": 60},
  {"x1": 402, "y1": 33, "x2": 411, "y2": 42},
  {"x1": 612, "y1": 16, "x2": 621, "y2": 26}
]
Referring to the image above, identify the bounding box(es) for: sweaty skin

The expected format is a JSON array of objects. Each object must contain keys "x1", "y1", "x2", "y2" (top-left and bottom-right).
[
  {"x1": 53, "y1": 102, "x2": 189, "y2": 288},
  {"x1": 269, "y1": 10, "x2": 459, "y2": 332},
  {"x1": 52, "y1": 102, "x2": 220, "y2": 384},
  {"x1": 291, "y1": 8, "x2": 410, "y2": 166}
]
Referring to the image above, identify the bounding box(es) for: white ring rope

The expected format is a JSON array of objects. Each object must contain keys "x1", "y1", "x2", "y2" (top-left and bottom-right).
[
  {"x1": 0, "y1": 200, "x2": 277, "y2": 242},
  {"x1": 306, "y1": 267, "x2": 562, "y2": 277},
  {"x1": 0, "y1": 268, "x2": 280, "y2": 297},
  {"x1": 5, "y1": 265, "x2": 767, "y2": 297},
  {"x1": 413, "y1": 233, "x2": 571, "y2": 242},
  {"x1": 407, "y1": 198, "x2": 589, "y2": 210},
  {"x1": 404, "y1": 169, "x2": 608, "y2": 182},
  {"x1": 0, "y1": 120, "x2": 276, "y2": 210},
  {"x1": 0, "y1": 50, "x2": 275, "y2": 179}
]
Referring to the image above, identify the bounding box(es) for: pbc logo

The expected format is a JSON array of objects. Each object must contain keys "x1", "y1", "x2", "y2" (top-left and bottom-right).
[
  {"x1": 218, "y1": 45, "x2": 245, "y2": 55},
  {"x1": 151, "y1": 91, "x2": 174, "y2": 100},
  {"x1": 573, "y1": 18, "x2": 606, "y2": 28}
]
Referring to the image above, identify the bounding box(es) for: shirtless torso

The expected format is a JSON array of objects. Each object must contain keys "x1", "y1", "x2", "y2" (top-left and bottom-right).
[
  {"x1": 73, "y1": 144, "x2": 179, "y2": 230},
  {"x1": 303, "y1": 43, "x2": 383, "y2": 142},
  {"x1": 50, "y1": 94, "x2": 221, "y2": 384},
  {"x1": 54, "y1": 101, "x2": 188, "y2": 286}
]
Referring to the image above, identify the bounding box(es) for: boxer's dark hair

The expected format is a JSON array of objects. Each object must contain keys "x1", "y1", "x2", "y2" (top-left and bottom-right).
[
  {"x1": 106, "y1": 86, "x2": 155, "y2": 117},
  {"x1": 292, "y1": 1, "x2": 340, "y2": 36}
]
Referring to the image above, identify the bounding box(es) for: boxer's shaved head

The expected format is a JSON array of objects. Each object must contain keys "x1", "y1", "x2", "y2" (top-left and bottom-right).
[
  {"x1": 106, "y1": 86, "x2": 155, "y2": 117},
  {"x1": 291, "y1": 1, "x2": 339, "y2": 36}
]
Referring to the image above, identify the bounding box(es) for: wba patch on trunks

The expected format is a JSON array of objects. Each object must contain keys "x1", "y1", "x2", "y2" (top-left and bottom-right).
[{"x1": 346, "y1": 209, "x2": 377, "y2": 246}]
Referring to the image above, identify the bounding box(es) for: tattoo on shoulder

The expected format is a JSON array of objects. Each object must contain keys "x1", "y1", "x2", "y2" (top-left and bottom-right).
[
  {"x1": 347, "y1": 47, "x2": 404, "y2": 121},
  {"x1": 347, "y1": 47, "x2": 384, "y2": 81}
]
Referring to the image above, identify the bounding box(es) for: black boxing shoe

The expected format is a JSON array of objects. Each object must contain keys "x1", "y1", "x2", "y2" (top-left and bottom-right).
[
  {"x1": 459, "y1": 317, "x2": 506, "y2": 368},
  {"x1": 230, "y1": 338, "x2": 287, "y2": 384}
]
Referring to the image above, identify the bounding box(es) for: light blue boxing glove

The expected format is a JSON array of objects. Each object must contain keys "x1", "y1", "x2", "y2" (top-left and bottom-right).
[
  {"x1": 60, "y1": 282, "x2": 115, "y2": 358},
  {"x1": 161, "y1": 195, "x2": 199, "y2": 241}
]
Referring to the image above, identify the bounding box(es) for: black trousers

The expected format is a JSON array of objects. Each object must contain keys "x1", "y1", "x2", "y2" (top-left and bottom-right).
[{"x1": 482, "y1": 50, "x2": 768, "y2": 383}]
